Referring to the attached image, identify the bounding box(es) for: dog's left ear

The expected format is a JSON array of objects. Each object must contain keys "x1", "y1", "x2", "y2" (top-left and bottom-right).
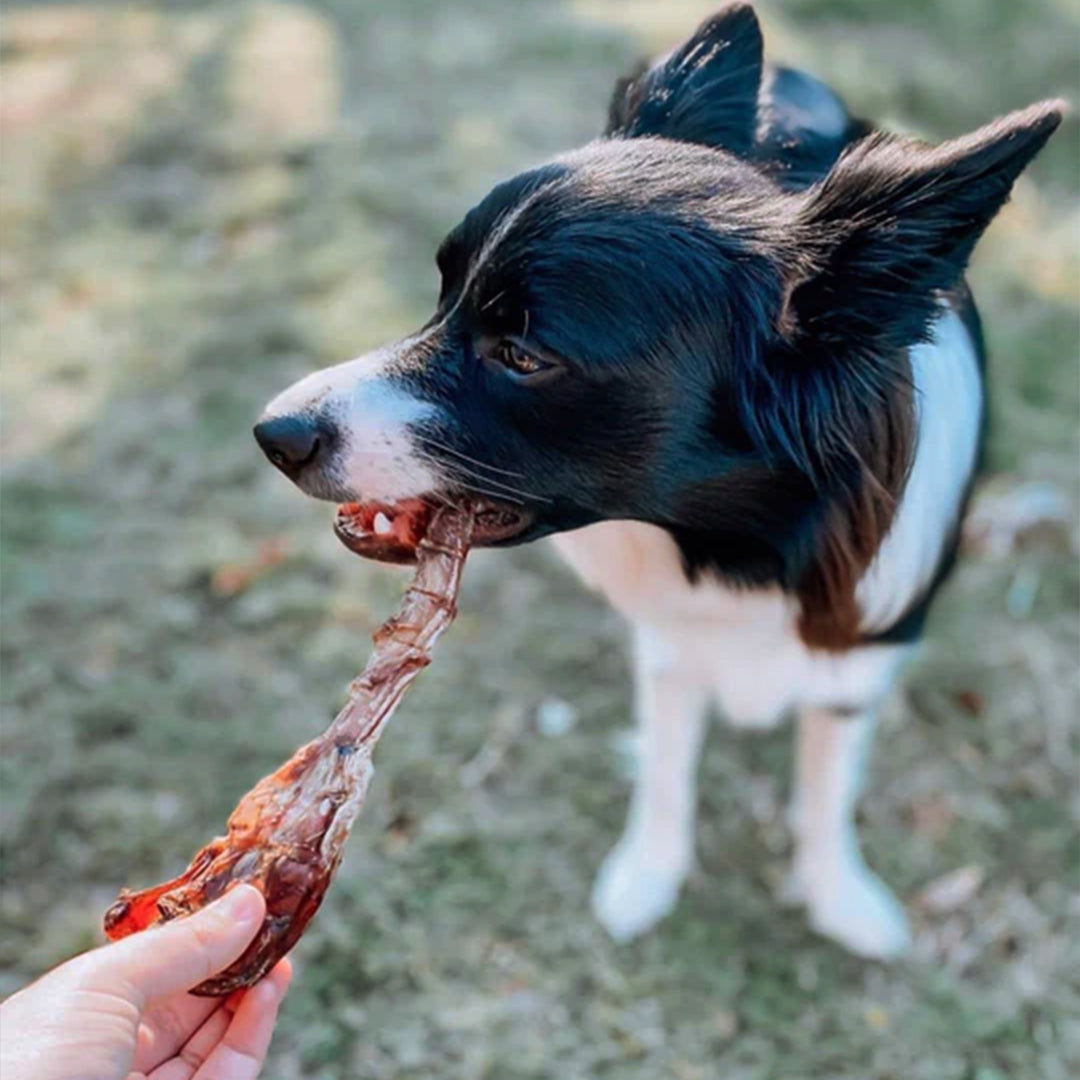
[
  {"x1": 606, "y1": 4, "x2": 763, "y2": 155},
  {"x1": 779, "y1": 100, "x2": 1066, "y2": 359}
]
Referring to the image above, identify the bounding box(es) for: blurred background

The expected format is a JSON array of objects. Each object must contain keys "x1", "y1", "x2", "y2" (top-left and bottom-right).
[{"x1": 1, "y1": 1, "x2": 1077, "y2": 1077}]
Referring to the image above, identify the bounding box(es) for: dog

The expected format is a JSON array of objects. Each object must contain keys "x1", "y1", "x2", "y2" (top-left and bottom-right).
[{"x1": 252, "y1": 5, "x2": 1063, "y2": 958}]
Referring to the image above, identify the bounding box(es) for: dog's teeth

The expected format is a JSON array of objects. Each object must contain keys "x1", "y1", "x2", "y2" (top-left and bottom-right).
[{"x1": 373, "y1": 512, "x2": 393, "y2": 536}]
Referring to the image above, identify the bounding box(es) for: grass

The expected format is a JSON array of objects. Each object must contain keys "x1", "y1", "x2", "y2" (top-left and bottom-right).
[{"x1": 1, "y1": 1, "x2": 1077, "y2": 1077}]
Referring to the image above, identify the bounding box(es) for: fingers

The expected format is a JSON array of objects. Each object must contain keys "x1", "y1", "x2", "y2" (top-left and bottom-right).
[
  {"x1": 85, "y1": 885, "x2": 266, "y2": 1006},
  {"x1": 147, "y1": 1006, "x2": 231, "y2": 1080},
  {"x1": 145, "y1": 960, "x2": 291, "y2": 1080},
  {"x1": 191, "y1": 959, "x2": 291, "y2": 1080},
  {"x1": 134, "y1": 994, "x2": 220, "y2": 1073}
]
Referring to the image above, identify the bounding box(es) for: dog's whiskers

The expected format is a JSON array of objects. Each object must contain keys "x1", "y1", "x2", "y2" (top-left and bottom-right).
[
  {"x1": 419, "y1": 452, "x2": 550, "y2": 505},
  {"x1": 419, "y1": 436, "x2": 528, "y2": 480}
]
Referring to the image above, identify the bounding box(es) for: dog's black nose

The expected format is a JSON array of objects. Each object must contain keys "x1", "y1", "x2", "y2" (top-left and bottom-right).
[{"x1": 253, "y1": 414, "x2": 325, "y2": 477}]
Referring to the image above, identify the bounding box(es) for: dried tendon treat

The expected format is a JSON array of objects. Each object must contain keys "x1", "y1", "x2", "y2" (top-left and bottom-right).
[{"x1": 103, "y1": 504, "x2": 474, "y2": 996}]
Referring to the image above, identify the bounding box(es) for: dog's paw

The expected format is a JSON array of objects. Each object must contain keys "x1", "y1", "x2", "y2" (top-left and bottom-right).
[
  {"x1": 806, "y1": 864, "x2": 911, "y2": 960},
  {"x1": 591, "y1": 842, "x2": 687, "y2": 943}
]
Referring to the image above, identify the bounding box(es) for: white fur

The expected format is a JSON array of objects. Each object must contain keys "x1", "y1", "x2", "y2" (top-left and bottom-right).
[
  {"x1": 558, "y1": 307, "x2": 981, "y2": 954},
  {"x1": 592, "y1": 629, "x2": 708, "y2": 941},
  {"x1": 554, "y1": 521, "x2": 910, "y2": 729},
  {"x1": 260, "y1": 344, "x2": 438, "y2": 503},
  {"x1": 789, "y1": 708, "x2": 911, "y2": 956},
  {"x1": 857, "y1": 307, "x2": 983, "y2": 632}
]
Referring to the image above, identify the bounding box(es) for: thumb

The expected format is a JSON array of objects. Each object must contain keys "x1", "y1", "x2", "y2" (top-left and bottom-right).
[{"x1": 85, "y1": 885, "x2": 266, "y2": 1004}]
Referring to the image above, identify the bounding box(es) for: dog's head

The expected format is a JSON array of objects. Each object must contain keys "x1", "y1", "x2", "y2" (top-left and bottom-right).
[{"x1": 255, "y1": 5, "x2": 1061, "y2": 586}]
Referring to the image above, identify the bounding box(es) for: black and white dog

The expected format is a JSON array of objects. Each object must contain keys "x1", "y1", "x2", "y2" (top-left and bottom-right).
[{"x1": 253, "y1": 6, "x2": 1062, "y2": 957}]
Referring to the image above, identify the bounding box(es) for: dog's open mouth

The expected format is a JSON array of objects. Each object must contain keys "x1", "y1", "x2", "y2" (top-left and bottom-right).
[{"x1": 334, "y1": 498, "x2": 533, "y2": 564}]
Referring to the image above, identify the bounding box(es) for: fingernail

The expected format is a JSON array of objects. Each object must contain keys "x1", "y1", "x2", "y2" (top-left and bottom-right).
[
  {"x1": 212, "y1": 884, "x2": 265, "y2": 927},
  {"x1": 252, "y1": 978, "x2": 281, "y2": 1006},
  {"x1": 273, "y1": 959, "x2": 293, "y2": 993}
]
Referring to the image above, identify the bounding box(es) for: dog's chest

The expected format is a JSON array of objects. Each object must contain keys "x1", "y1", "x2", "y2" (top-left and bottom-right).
[
  {"x1": 549, "y1": 308, "x2": 981, "y2": 722},
  {"x1": 552, "y1": 522, "x2": 906, "y2": 724}
]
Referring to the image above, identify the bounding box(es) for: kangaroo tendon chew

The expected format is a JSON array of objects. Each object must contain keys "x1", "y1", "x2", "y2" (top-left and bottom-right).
[{"x1": 103, "y1": 505, "x2": 474, "y2": 996}]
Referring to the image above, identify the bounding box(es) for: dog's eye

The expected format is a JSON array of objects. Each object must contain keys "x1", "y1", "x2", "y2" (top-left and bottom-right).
[{"x1": 492, "y1": 341, "x2": 554, "y2": 381}]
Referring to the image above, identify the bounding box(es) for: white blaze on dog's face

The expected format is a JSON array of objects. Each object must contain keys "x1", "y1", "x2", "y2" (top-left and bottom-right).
[{"x1": 256, "y1": 343, "x2": 439, "y2": 505}]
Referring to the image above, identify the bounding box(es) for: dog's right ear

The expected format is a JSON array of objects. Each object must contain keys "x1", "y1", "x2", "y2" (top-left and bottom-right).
[
  {"x1": 606, "y1": 4, "x2": 763, "y2": 156},
  {"x1": 780, "y1": 100, "x2": 1066, "y2": 362},
  {"x1": 745, "y1": 100, "x2": 1064, "y2": 479}
]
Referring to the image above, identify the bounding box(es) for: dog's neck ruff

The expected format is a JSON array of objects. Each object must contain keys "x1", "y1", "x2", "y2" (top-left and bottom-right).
[
  {"x1": 855, "y1": 306, "x2": 983, "y2": 634},
  {"x1": 555, "y1": 303, "x2": 983, "y2": 662}
]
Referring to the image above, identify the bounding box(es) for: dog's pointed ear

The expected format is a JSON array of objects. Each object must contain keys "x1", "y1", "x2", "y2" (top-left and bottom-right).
[
  {"x1": 779, "y1": 100, "x2": 1066, "y2": 358},
  {"x1": 606, "y1": 4, "x2": 763, "y2": 155}
]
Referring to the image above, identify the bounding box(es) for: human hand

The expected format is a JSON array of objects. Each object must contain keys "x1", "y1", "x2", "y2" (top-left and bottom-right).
[{"x1": 0, "y1": 885, "x2": 291, "y2": 1080}]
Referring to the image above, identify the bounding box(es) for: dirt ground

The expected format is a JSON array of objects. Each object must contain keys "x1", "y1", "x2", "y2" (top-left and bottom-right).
[{"x1": 1, "y1": 2, "x2": 1077, "y2": 1077}]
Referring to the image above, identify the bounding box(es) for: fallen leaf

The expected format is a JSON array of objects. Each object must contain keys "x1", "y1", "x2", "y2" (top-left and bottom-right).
[
  {"x1": 916, "y1": 865, "x2": 985, "y2": 914},
  {"x1": 951, "y1": 689, "x2": 986, "y2": 717},
  {"x1": 210, "y1": 537, "x2": 288, "y2": 596},
  {"x1": 710, "y1": 1008, "x2": 739, "y2": 1041},
  {"x1": 963, "y1": 480, "x2": 1073, "y2": 558},
  {"x1": 909, "y1": 795, "x2": 955, "y2": 839},
  {"x1": 863, "y1": 1006, "x2": 889, "y2": 1032}
]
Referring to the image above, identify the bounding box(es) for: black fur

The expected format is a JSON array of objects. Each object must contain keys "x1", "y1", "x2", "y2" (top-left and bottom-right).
[
  {"x1": 606, "y1": 7, "x2": 873, "y2": 191},
  {"x1": 304, "y1": 5, "x2": 1063, "y2": 647},
  {"x1": 606, "y1": 4, "x2": 764, "y2": 156}
]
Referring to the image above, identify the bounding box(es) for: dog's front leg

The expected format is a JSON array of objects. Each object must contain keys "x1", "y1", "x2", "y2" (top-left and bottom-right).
[
  {"x1": 790, "y1": 707, "x2": 911, "y2": 958},
  {"x1": 592, "y1": 627, "x2": 707, "y2": 942}
]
